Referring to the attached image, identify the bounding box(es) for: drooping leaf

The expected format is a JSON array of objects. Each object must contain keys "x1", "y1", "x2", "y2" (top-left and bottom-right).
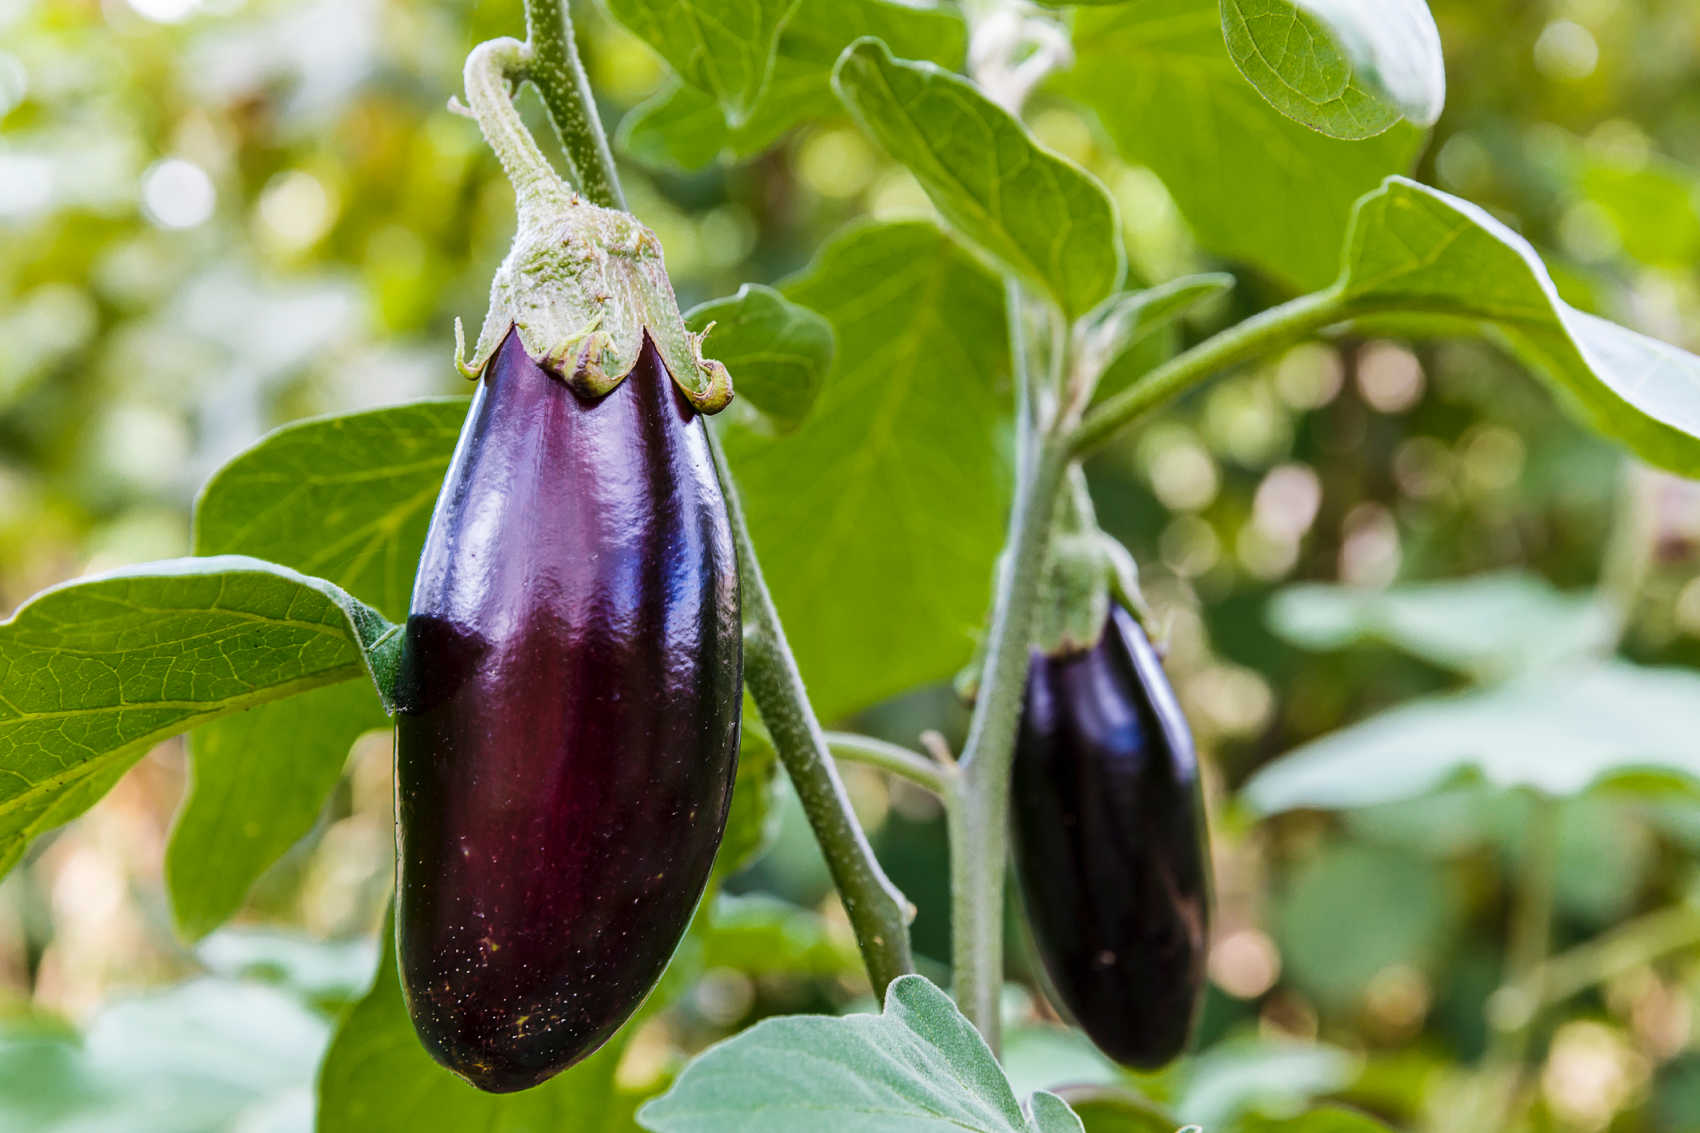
[
  {"x1": 0, "y1": 978, "x2": 328, "y2": 1133},
  {"x1": 168, "y1": 399, "x2": 461, "y2": 939},
  {"x1": 618, "y1": 0, "x2": 967, "y2": 170},
  {"x1": 698, "y1": 894, "x2": 860, "y2": 977},
  {"x1": 0, "y1": 556, "x2": 398, "y2": 878},
  {"x1": 686, "y1": 285, "x2": 835, "y2": 430},
  {"x1": 1220, "y1": 0, "x2": 1445, "y2": 139},
  {"x1": 1336, "y1": 177, "x2": 1700, "y2": 475},
  {"x1": 832, "y1": 38, "x2": 1123, "y2": 319},
  {"x1": 722, "y1": 221, "x2": 1009, "y2": 721},
  {"x1": 639, "y1": 974, "x2": 1082, "y2": 1133},
  {"x1": 1266, "y1": 571, "x2": 1618, "y2": 682},
  {"x1": 1244, "y1": 661, "x2": 1700, "y2": 814},
  {"x1": 1175, "y1": 1038, "x2": 1359, "y2": 1129},
  {"x1": 1064, "y1": 0, "x2": 1422, "y2": 290},
  {"x1": 605, "y1": 0, "x2": 801, "y2": 126}
]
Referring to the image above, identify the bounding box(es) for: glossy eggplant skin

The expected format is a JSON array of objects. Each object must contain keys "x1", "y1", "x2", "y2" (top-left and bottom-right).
[
  {"x1": 1011, "y1": 602, "x2": 1210, "y2": 1070},
  {"x1": 394, "y1": 327, "x2": 740, "y2": 1093}
]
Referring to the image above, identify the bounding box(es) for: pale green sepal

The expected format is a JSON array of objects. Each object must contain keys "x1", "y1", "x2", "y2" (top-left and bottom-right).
[{"x1": 459, "y1": 193, "x2": 733, "y2": 411}]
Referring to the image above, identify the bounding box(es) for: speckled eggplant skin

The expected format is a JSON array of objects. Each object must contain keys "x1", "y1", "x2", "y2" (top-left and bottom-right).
[
  {"x1": 1011, "y1": 602, "x2": 1210, "y2": 1070},
  {"x1": 393, "y1": 327, "x2": 740, "y2": 1093}
]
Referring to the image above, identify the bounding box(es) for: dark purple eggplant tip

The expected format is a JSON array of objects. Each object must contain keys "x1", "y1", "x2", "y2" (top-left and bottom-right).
[
  {"x1": 394, "y1": 327, "x2": 741, "y2": 1092},
  {"x1": 1011, "y1": 602, "x2": 1211, "y2": 1070}
]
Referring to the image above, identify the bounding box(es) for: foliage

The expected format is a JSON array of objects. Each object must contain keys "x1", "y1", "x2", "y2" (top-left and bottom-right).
[{"x1": 6, "y1": 0, "x2": 1700, "y2": 1130}]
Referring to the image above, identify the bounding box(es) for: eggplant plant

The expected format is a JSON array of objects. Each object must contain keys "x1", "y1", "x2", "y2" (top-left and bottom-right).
[{"x1": 6, "y1": 0, "x2": 1700, "y2": 1130}]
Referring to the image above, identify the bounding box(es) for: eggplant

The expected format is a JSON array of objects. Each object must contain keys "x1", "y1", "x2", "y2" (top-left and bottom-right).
[
  {"x1": 394, "y1": 327, "x2": 741, "y2": 1092},
  {"x1": 1011, "y1": 602, "x2": 1210, "y2": 1069}
]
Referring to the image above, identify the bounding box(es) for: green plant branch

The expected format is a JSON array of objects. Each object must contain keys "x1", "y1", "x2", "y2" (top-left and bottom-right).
[
  {"x1": 1527, "y1": 902, "x2": 1700, "y2": 1012},
  {"x1": 477, "y1": 0, "x2": 915, "y2": 994},
  {"x1": 520, "y1": 0, "x2": 626, "y2": 210},
  {"x1": 1463, "y1": 791, "x2": 1561, "y2": 1133},
  {"x1": 710, "y1": 429, "x2": 916, "y2": 993},
  {"x1": 827, "y1": 732, "x2": 953, "y2": 797},
  {"x1": 1069, "y1": 288, "x2": 1348, "y2": 457},
  {"x1": 950, "y1": 420, "x2": 1070, "y2": 1052}
]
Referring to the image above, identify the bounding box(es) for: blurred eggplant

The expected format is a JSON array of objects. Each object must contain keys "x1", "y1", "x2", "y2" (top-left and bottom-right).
[
  {"x1": 1011, "y1": 601, "x2": 1210, "y2": 1069},
  {"x1": 393, "y1": 327, "x2": 740, "y2": 1092}
]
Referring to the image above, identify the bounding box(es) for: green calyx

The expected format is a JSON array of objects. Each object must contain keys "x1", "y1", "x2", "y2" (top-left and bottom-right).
[
  {"x1": 456, "y1": 38, "x2": 731, "y2": 412},
  {"x1": 1028, "y1": 464, "x2": 1143, "y2": 658}
]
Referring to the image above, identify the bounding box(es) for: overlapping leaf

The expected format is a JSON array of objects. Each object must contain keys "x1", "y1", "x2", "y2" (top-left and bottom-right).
[
  {"x1": 1221, "y1": 0, "x2": 1445, "y2": 139},
  {"x1": 619, "y1": 0, "x2": 966, "y2": 170},
  {"x1": 1065, "y1": 0, "x2": 1422, "y2": 289},
  {"x1": 833, "y1": 38, "x2": 1122, "y2": 319},
  {"x1": 722, "y1": 221, "x2": 1009, "y2": 720},
  {"x1": 1336, "y1": 177, "x2": 1700, "y2": 475},
  {"x1": 167, "y1": 399, "x2": 462, "y2": 938},
  {"x1": 1243, "y1": 661, "x2": 1700, "y2": 814},
  {"x1": 605, "y1": 0, "x2": 801, "y2": 126},
  {"x1": 0, "y1": 556, "x2": 399, "y2": 877}
]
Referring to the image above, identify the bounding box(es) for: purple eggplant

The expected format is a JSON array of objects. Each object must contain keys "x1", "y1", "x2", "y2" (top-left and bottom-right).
[
  {"x1": 1011, "y1": 602, "x2": 1210, "y2": 1069},
  {"x1": 394, "y1": 327, "x2": 740, "y2": 1092}
]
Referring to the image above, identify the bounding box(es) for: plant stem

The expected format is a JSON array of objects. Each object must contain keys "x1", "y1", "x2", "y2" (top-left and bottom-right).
[
  {"x1": 520, "y1": 0, "x2": 626, "y2": 210},
  {"x1": 462, "y1": 39, "x2": 571, "y2": 225},
  {"x1": 949, "y1": 434, "x2": 1070, "y2": 1052},
  {"x1": 710, "y1": 429, "x2": 916, "y2": 993},
  {"x1": 1069, "y1": 289, "x2": 1347, "y2": 457},
  {"x1": 1531, "y1": 903, "x2": 1700, "y2": 1010},
  {"x1": 1462, "y1": 791, "x2": 1561, "y2": 1133},
  {"x1": 826, "y1": 733, "x2": 953, "y2": 797}
]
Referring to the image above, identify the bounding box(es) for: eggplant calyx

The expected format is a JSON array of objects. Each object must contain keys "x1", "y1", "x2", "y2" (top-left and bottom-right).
[{"x1": 457, "y1": 37, "x2": 732, "y2": 411}]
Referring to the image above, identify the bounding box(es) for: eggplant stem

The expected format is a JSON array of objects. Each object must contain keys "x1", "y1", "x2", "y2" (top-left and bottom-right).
[
  {"x1": 462, "y1": 38, "x2": 577, "y2": 228},
  {"x1": 826, "y1": 732, "x2": 953, "y2": 798}
]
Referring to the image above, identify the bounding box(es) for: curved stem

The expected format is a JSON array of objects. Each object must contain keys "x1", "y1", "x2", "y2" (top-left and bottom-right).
[
  {"x1": 950, "y1": 433, "x2": 1070, "y2": 1051},
  {"x1": 522, "y1": 0, "x2": 626, "y2": 210},
  {"x1": 1529, "y1": 903, "x2": 1700, "y2": 1011},
  {"x1": 1070, "y1": 289, "x2": 1348, "y2": 457},
  {"x1": 710, "y1": 428, "x2": 916, "y2": 993},
  {"x1": 463, "y1": 38, "x2": 571, "y2": 225},
  {"x1": 827, "y1": 732, "x2": 952, "y2": 797}
]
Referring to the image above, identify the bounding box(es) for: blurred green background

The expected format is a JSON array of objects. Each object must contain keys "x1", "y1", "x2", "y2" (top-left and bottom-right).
[{"x1": 4, "y1": 0, "x2": 1700, "y2": 1129}]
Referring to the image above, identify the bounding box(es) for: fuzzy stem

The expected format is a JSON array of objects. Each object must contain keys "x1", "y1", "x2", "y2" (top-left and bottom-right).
[
  {"x1": 462, "y1": 38, "x2": 572, "y2": 225},
  {"x1": 1069, "y1": 289, "x2": 1348, "y2": 457},
  {"x1": 827, "y1": 733, "x2": 953, "y2": 797},
  {"x1": 521, "y1": 0, "x2": 627, "y2": 210},
  {"x1": 949, "y1": 434, "x2": 1070, "y2": 1052},
  {"x1": 710, "y1": 428, "x2": 916, "y2": 993}
]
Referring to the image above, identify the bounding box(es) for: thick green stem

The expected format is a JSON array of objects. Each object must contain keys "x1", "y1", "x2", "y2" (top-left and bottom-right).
[
  {"x1": 827, "y1": 733, "x2": 953, "y2": 797},
  {"x1": 1070, "y1": 289, "x2": 1348, "y2": 457},
  {"x1": 949, "y1": 436, "x2": 1070, "y2": 1052},
  {"x1": 710, "y1": 429, "x2": 916, "y2": 993},
  {"x1": 521, "y1": 0, "x2": 626, "y2": 210}
]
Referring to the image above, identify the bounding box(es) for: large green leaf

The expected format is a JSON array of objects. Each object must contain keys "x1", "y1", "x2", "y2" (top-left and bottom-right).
[
  {"x1": 0, "y1": 978, "x2": 328, "y2": 1132},
  {"x1": 605, "y1": 0, "x2": 801, "y2": 126},
  {"x1": 639, "y1": 974, "x2": 1082, "y2": 1132},
  {"x1": 686, "y1": 285, "x2": 835, "y2": 430},
  {"x1": 0, "y1": 556, "x2": 397, "y2": 877},
  {"x1": 722, "y1": 221, "x2": 1009, "y2": 721},
  {"x1": 832, "y1": 38, "x2": 1123, "y2": 319},
  {"x1": 1266, "y1": 571, "x2": 1618, "y2": 682},
  {"x1": 1243, "y1": 661, "x2": 1700, "y2": 814},
  {"x1": 1065, "y1": 0, "x2": 1422, "y2": 289},
  {"x1": 1336, "y1": 177, "x2": 1700, "y2": 475},
  {"x1": 1220, "y1": 0, "x2": 1445, "y2": 139},
  {"x1": 168, "y1": 399, "x2": 462, "y2": 939},
  {"x1": 618, "y1": 0, "x2": 967, "y2": 170}
]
